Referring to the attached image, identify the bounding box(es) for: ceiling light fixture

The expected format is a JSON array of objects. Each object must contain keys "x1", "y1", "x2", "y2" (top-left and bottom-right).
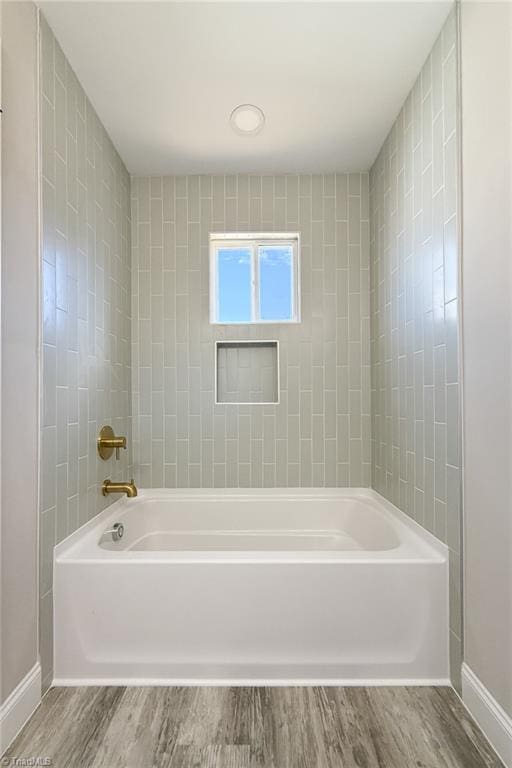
[{"x1": 230, "y1": 104, "x2": 265, "y2": 136}]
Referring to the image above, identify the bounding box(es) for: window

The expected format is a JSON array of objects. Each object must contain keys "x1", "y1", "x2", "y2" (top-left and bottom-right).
[{"x1": 209, "y1": 233, "x2": 300, "y2": 324}]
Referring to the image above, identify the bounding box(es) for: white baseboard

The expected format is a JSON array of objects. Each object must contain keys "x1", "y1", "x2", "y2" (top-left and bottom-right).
[
  {"x1": 0, "y1": 662, "x2": 41, "y2": 756},
  {"x1": 462, "y1": 663, "x2": 512, "y2": 768},
  {"x1": 52, "y1": 676, "x2": 451, "y2": 688}
]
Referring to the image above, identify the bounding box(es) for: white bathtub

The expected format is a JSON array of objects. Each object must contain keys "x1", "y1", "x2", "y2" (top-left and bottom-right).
[{"x1": 53, "y1": 489, "x2": 449, "y2": 685}]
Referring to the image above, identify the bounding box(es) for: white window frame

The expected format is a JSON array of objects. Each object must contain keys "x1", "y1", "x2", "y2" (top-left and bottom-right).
[{"x1": 209, "y1": 232, "x2": 301, "y2": 325}]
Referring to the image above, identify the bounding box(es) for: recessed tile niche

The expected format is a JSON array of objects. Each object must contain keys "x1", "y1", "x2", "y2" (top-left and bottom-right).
[{"x1": 215, "y1": 341, "x2": 279, "y2": 405}]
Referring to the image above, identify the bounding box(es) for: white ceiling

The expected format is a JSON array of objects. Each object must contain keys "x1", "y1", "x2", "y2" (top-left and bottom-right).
[{"x1": 40, "y1": 1, "x2": 453, "y2": 175}]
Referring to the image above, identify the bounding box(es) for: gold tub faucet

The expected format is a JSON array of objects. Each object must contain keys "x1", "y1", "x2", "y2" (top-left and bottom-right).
[{"x1": 102, "y1": 479, "x2": 138, "y2": 498}]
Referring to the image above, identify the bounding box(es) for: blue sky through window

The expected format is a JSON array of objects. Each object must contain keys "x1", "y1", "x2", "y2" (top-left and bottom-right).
[
  {"x1": 259, "y1": 245, "x2": 293, "y2": 321},
  {"x1": 215, "y1": 240, "x2": 296, "y2": 323},
  {"x1": 217, "y1": 247, "x2": 252, "y2": 322}
]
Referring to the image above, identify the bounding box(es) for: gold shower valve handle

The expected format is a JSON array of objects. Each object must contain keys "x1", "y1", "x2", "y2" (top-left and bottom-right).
[{"x1": 98, "y1": 425, "x2": 127, "y2": 460}]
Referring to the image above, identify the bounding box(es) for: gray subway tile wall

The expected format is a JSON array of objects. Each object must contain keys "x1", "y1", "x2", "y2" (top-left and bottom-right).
[
  {"x1": 39, "y1": 15, "x2": 132, "y2": 689},
  {"x1": 369, "y1": 9, "x2": 462, "y2": 689},
  {"x1": 131, "y1": 174, "x2": 371, "y2": 489}
]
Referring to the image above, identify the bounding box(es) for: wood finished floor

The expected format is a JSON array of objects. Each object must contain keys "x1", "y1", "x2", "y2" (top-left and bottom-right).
[{"x1": 5, "y1": 686, "x2": 503, "y2": 768}]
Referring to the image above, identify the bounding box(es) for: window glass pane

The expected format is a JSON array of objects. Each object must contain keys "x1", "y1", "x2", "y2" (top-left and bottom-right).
[
  {"x1": 259, "y1": 245, "x2": 293, "y2": 321},
  {"x1": 217, "y1": 246, "x2": 252, "y2": 322}
]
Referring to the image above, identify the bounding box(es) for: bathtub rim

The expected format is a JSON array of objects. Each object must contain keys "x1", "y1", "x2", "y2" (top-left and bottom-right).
[{"x1": 54, "y1": 488, "x2": 448, "y2": 565}]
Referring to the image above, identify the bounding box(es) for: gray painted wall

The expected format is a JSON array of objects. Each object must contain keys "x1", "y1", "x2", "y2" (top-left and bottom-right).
[
  {"x1": 39, "y1": 14, "x2": 132, "y2": 690},
  {"x1": 461, "y1": 0, "x2": 512, "y2": 718},
  {"x1": 369, "y1": 9, "x2": 462, "y2": 689},
  {"x1": 0, "y1": 1, "x2": 40, "y2": 704},
  {"x1": 131, "y1": 174, "x2": 371, "y2": 489}
]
